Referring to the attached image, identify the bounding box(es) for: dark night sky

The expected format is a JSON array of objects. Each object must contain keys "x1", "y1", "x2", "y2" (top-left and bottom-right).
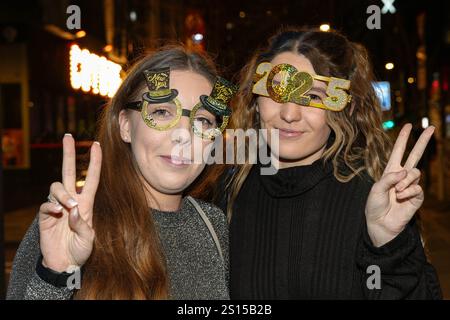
[{"x1": 192, "y1": 0, "x2": 449, "y2": 82}]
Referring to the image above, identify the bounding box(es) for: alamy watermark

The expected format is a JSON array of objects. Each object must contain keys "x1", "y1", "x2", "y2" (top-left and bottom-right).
[
  {"x1": 66, "y1": 5, "x2": 81, "y2": 30},
  {"x1": 170, "y1": 128, "x2": 281, "y2": 175},
  {"x1": 366, "y1": 265, "x2": 381, "y2": 290},
  {"x1": 66, "y1": 265, "x2": 82, "y2": 290},
  {"x1": 366, "y1": 0, "x2": 396, "y2": 30}
]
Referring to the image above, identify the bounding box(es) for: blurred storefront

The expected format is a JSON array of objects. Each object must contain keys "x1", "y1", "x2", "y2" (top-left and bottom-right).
[
  {"x1": 0, "y1": 0, "x2": 448, "y2": 299},
  {"x1": 1, "y1": 2, "x2": 117, "y2": 212},
  {"x1": 0, "y1": 0, "x2": 194, "y2": 212}
]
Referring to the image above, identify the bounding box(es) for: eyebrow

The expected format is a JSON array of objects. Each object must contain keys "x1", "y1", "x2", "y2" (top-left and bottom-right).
[
  {"x1": 160, "y1": 100, "x2": 207, "y2": 111},
  {"x1": 157, "y1": 100, "x2": 177, "y2": 106}
]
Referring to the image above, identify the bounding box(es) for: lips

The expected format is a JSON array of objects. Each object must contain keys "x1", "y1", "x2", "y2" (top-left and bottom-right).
[
  {"x1": 275, "y1": 127, "x2": 304, "y2": 138},
  {"x1": 160, "y1": 155, "x2": 192, "y2": 166}
]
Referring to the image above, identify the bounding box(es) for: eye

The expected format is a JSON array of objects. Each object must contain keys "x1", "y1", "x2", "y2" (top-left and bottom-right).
[
  {"x1": 306, "y1": 93, "x2": 322, "y2": 101},
  {"x1": 152, "y1": 108, "x2": 172, "y2": 117},
  {"x1": 272, "y1": 79, "x2": 281, "y2": 86},
  {"x1": 194, "y1": 116, "x2": 217, "y2": 130},
  {"x1": 199, "y1": 117, "x2": 214, "y2": 126}
]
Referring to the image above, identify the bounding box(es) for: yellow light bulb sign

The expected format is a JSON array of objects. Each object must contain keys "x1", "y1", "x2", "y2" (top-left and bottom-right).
[{"x1": 69, "y1": 44, "x2": 122, "y2": 98}]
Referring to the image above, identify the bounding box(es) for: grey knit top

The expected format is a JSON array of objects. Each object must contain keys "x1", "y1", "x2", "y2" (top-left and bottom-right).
[{"x1": 6, "y1": 197, "x2": 229, "y2": 300}]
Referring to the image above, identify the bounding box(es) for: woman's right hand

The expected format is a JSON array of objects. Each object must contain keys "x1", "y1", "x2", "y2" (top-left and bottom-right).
[{"x1": 38, "y1": 134, "x2": 102, "y2": 272}]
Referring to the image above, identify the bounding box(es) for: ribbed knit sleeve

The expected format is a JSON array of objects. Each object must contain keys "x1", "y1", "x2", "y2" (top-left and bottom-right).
[{"x1": 356, "y1": 218, "x2": 443, "y2": 299}]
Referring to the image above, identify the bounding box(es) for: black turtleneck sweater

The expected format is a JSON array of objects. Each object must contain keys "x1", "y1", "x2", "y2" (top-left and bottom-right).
[{"x1": 218, "y1": 160, "x2": 442, "y2": 299}]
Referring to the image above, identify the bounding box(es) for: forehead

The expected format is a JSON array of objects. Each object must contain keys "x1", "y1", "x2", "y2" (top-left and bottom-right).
[
  {"x1": 137, "y1": 69, "x2": 213, "y2": 107},
  {"x1": 270, "y1": 52, "x2": 326, "y2": 90},
  {"x1": 169, "y1": 70, "x2": 212, "y2": 94},
  {"x1": 270, "y1": 52, "x2": 316, "y2": 75}
]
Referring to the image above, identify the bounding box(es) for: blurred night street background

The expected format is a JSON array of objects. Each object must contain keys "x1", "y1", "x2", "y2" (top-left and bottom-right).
[{"x1": 0, "y1": 0, "x2": 449, "y2": 299}]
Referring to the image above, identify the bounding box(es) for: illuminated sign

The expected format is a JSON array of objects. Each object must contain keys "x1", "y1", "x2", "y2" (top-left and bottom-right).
[
  {"x1": 70, "y1": 44, "x2": 122, "y2": 98},
  {"x1": 372, "y1": 81, "x2": 391, "y2": 111}
]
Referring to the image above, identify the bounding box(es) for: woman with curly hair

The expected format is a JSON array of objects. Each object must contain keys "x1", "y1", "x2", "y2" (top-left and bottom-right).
[{"x1": 200, "y1": 27, "x2": 442, "y2": 299}]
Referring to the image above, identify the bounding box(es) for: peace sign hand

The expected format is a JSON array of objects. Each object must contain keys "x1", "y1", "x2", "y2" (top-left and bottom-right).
[
  {"x1": 365, "y1": 124, "x2": 435, "y2": 247},
  {"x1": 38, "y1": 134, "x2": 102, "y2": 272}
]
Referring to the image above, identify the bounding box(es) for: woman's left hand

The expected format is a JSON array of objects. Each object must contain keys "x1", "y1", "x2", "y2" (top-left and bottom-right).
[{"x1": 365, "y1": 123, "x2": 435, "y2": 247}]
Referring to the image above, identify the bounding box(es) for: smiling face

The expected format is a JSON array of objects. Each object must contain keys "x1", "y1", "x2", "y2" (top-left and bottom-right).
[
  {"x1": 257, "y1": 51, "x2": 331, "y2": 168},
  {"x1": 119, "y1": 70, "x2": 214, "y2": 201}
]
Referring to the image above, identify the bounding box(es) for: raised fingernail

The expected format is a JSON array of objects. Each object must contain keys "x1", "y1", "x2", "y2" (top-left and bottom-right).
[
  {"x1": 55, "y1": 204, "x2": 63, "y2": 211},
  {"x1": 64, "y1": 133, "x2": 72, "y2": 137},
  {"x1": 94, "y1": 141, "x2": 100, "y2": 146},
  {"x1": 72, "y1": 207, "x2": 79, "y2": 218},
  {"x1": 68, "y1": 199, "x2": 78, "y2": 207}
]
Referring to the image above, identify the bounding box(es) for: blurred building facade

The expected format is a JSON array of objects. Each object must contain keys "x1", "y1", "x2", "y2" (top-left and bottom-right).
[
  {"x1": 0, "y1": 0, "x2": 211, "y2": 210},
  {"x1": 0, "y1": 0, "x2": 449, "y2": 298}
]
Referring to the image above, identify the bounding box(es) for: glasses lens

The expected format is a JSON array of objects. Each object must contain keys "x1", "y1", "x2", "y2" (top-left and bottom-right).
[
  {"x1": 191, "y1": 106, "x2": 224, "y2": 139},
  {"x1": 144, "y1": 102, "x2": 179, "y2": 129}
]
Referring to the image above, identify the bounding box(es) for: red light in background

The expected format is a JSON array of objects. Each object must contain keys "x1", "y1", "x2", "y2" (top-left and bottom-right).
[{"x1": 432, "y1": 79, "x2": 439, "y2": 89}]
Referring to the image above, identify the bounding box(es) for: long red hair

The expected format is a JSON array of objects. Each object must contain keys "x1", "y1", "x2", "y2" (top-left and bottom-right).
[{"x1": 75, "y1": 45, "x2": 218, "y2": 299}]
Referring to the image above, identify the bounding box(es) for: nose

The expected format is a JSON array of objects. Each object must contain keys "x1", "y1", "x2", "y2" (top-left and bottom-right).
[
  {"x1": 279, "y1": 102, "x2": 302, "y2": 123},
  {"x1": 171, "y1": 116, "x2": 192, "y2": 146}
]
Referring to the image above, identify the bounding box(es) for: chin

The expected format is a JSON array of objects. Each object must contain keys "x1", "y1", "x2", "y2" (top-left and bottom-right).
[
  {"x1": 159, "y1": 177, "x2": 193, "y2": 193},
  {"x1": 153, "y1": 181, "x2": 189, "y2": 194},
  {"x1": 278, "y1": 154, "x2": 311, "y2": 162},
  {"x1": 275, "y1": 146, "x2": 311, "y2": 160},
  {"x1": 141, "y1": 171, "x2": 190, "y2": 193}
]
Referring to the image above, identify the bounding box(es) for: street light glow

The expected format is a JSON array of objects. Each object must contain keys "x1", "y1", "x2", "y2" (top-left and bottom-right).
[
  {"x1": 320, "y1": 24, "x2": 330, "y2": 32},
  {"x1": 385, "y1": 62, "x2": 394, "y2": 70}
]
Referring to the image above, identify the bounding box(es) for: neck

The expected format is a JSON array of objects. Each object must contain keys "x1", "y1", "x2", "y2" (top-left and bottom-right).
[{"x1": 276, "y1": 143, "x2": 326, "y2": 169}]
